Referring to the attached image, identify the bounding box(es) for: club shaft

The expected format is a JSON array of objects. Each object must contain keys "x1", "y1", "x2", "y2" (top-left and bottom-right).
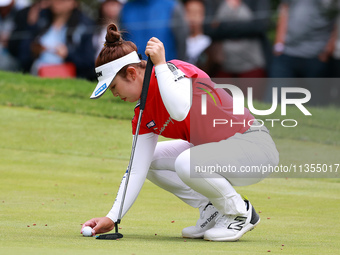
[
  {"x1": 116, "y1": 109, "x2": 143, "y2": 224},
  {"x1": 115, "y1": 57, "x2": 153, "y2": 231}
]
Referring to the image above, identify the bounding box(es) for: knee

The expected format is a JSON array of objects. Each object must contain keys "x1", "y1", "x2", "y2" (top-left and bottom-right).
[
  {"x1": 174, "y1": 149, "x2": 191, "y2": 183},
  {"x1": 149, "y1": 148, "x2": 162, "y2": 170}
]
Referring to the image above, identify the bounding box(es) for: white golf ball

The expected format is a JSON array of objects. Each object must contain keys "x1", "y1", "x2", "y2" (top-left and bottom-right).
[{"x1": 82, "y1": 226, "x2": 93, "y2": 237}]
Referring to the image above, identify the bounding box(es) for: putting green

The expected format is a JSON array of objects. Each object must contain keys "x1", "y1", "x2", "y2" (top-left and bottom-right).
[{"x1": 1, "y1": 106, "x2": 339, "y2": 255}]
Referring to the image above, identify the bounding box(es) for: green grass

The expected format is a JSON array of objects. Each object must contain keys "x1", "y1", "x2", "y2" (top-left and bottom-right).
[
  {"x1": 0, "y1": 71, "x2": 339, "y2": 254},
  {"x1": 251, "y1": 101, "x2": 340, "y2": 146},
  {"x1": 0, "y1": 71, "x2": 136, "y2": 119}
]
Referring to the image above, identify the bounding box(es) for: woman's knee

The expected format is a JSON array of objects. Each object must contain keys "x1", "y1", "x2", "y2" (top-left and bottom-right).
[
  {"x1": 174, "y1": 149, "x2": 191, "y2": 182},
  {"x1": 150, "y1": 140, "x2": 191, "y2": 170}
]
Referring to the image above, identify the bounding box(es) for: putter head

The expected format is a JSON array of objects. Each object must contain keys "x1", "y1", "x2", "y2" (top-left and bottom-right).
[{"x1": 96, "y1": 233, "x2": 123, "y2": 240}]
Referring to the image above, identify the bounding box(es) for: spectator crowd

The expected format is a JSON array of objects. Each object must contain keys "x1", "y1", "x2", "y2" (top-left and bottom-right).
[{"x1": 1, "y1": 0, "x2": 339, "y2": 104}]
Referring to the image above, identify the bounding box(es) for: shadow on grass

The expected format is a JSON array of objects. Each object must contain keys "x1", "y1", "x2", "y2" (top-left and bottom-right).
[{"x1": 115, "y1": 234, "x2": 260, "y2": 243}]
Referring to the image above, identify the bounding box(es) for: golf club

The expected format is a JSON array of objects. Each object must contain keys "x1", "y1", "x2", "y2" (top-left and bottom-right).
[{"x1": 96, "y1": 57, "x2": 154, "y2": 240}]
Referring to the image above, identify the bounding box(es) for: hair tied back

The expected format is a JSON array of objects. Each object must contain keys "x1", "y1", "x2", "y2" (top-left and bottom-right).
[{"x1": 105, "y1": 23, "x2": 122, "y2": 47}]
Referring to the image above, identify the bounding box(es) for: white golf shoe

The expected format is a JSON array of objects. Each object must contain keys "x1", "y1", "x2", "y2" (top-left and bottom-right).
[
  {"x1": 204, "y1": 200, "x2": 260, "y2": 241},
  {"x1": 182, "y1": 203, "x2": 219, "y2": 239}
]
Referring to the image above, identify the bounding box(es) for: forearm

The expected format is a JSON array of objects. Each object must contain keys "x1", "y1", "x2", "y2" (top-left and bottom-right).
[
  {"x1": 155, "y1": 64, "x2": 191, "y2": 121},
  {"x1": 106, "y1": 133, "x2": 158, "y2": 222},
  {"x1": 324, "y1": 24, "x2": 337, "y2": 54},
  {"x1": 274, "y1": 2, "x2": 289, "y2": 53}
]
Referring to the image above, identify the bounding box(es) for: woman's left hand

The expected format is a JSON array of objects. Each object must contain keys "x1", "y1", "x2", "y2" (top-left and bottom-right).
[
  {"x1": 81, "y1": 217, "x2": 115, "y2": 236},
  {"x1": 145, "y1": 37, "x2": 166, "y2": 66},
  {"x1": 56, "y1": 44, "x2": 68, "y2": 59}
]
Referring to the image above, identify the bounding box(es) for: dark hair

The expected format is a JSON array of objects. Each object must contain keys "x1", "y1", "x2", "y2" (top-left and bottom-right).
[{"x1": 95, "y1": 23, "x2": 146, "y2": 77}]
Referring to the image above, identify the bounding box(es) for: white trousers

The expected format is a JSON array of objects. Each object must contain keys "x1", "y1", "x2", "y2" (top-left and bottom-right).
[{"x1": 147, "y1": 131, "x2": 279, "y2": 216}]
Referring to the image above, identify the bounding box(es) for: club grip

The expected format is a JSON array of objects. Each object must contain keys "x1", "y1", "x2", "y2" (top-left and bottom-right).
[{"x1": 140, "y1": 57, "x2": 153, "y2": 111}]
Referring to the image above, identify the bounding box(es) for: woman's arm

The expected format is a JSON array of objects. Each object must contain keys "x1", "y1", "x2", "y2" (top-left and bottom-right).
[
  {"x1": 106, "y1": 132, "x2": 158, "y2": 222},
  {"x1": 145, "y1": 37, "x2": 191, "y2": 122},
  {"x1": 155, "y1": 64, "x2": 191, "y2": 121},
  {"x1": 319, "y1": 23, "x2": 337, "y2": 62},
  {"x1": 82, "y1": 132, "x2": 158, "y2": 235},
  {"x1": 273, "y1": 2, "x2": 289, "y2": 56}
]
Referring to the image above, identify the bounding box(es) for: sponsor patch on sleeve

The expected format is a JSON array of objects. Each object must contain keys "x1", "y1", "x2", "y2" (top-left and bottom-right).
[
  {"x1": 146, "y1": 120, "x2": 156, "y2": 129},
  {"x1": 167, "y1": 62, "x2": 186, "y2": 81}
]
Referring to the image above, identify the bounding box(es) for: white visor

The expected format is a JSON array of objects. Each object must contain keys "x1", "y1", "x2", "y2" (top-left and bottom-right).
[{"x1": 90, "y1": 51, "x2": 141, "y2": 99}]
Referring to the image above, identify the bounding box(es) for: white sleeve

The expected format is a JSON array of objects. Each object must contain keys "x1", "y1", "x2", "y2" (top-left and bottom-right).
[
  {"x1": 155, "y1": 64, "x2": 192, "y2": 122},
  {"x1": 106, "y1": 132, "x2": 158, "y2": 222}
]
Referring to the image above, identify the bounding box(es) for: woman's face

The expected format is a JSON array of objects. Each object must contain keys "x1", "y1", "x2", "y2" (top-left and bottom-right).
[
  {"x1": 101, "y1": 1, "x2": 122, "y2": 21},
  {"x1": 108, "y1": 67, "x2": 143, "y2": 103},
  {"x1": 50, "y1": 0, "x2": 77, "y2": 16},
  {"x1": 185, "y1": 1, "x2": 205, "y2": 30}
]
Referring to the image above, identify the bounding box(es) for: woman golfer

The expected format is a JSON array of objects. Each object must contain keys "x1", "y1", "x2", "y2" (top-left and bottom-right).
[{"x1": 82, "y1": 23, "x2": 279, "y2": 241}]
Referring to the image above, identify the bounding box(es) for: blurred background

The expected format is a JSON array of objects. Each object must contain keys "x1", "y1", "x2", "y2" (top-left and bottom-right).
[{"x1": 1, "y1": 0, "x2": 339, "y2": 105}]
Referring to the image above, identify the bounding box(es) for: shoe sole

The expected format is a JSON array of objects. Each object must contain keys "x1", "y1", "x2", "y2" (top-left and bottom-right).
[
  {"x1": 182, "y1": 230, "x2": 205, "y2": 239},
  {"x1": 182, "y1": 234, "x2": 204, "y2": 239},
  {"x1": 204, "y1": 218, "x2": 260, "y2": 242}
]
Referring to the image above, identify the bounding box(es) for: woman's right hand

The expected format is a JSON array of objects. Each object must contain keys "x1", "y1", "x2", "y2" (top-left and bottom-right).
[
  {"x1": 145, "y1": 37, "x2": 166, "y2": 66},
  {"x1": 81, "y1": 217, "x2": 115, "y2": 236}
]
